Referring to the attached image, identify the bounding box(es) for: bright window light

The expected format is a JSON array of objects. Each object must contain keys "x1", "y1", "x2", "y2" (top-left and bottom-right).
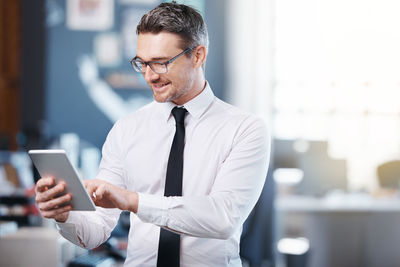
[
  {"x1": 273, "y1": 168, "x2": 304, "y2": 185},
  {"x1": 273, "y1": 0, "x2": 400, "y2": 191},
  {"x1": 277, "y1": 237, "x2": 310, "y2": 255}
]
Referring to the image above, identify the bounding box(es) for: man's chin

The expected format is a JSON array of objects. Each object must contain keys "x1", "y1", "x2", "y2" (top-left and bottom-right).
[{"x1": 152, "y1": 93, "x2": 170, "y2": 103}]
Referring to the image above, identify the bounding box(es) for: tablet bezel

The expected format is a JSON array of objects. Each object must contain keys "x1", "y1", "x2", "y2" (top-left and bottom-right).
[{"x1": 29, "y1": 149, "x2": 96, "y2": 211}]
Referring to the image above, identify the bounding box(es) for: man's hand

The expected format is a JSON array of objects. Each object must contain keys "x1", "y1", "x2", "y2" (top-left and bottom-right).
[
  {"x1": 35, "y1": 177, "x2": 72, "y2": 222},
  {"x1": 83, "y1": 179, "x2": 138, "y2": 213}
]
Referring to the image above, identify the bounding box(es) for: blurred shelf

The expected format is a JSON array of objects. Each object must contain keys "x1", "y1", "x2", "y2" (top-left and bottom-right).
[{"x1": 0, "y1": 195, "x2": 33, "y2": 205}]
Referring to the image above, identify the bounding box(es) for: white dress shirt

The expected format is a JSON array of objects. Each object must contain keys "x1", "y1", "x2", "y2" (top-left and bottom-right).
[{"x1": 57, "y1": 83, "x2": 270, "y2": 267}]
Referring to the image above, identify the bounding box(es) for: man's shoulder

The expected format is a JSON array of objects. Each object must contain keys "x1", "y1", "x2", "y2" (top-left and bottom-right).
[
  {"x1": 109, "y1": 101, "x2": 159, "y2": 135},
  {"x1": 212, "y1": 98, "x2": 269, "y2": 147},
  {"x1": 212, "y1": 98, "x2": 268, "y2": 137},
  {"x1": 212, "y1": 98, "x2": 262, "y2": 123}
]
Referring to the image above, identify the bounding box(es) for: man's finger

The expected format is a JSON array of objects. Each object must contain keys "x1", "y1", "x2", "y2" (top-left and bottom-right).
[
  {"x1": 36, "y1": 177, "x2": 55, "y2": 193},
  {"x1": 95, "y1": 184, "x2": 107, "y2": 200},
  {"x1": 85, "y1": 181, "x2": 97, "y2": 200},
  {"x1": 38, "y1": 194, "x2": 71, "y2": 211},
  {"x1": 41, "y1": 205, "x2": 72, "y2": 219},
  {"x1": 36, "y1": 182, "x2": 66, "y2": 203}
]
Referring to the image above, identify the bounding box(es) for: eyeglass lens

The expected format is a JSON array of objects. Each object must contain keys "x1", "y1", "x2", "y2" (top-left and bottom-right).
[{"x1": 133, "y1": 61, "x2": 167, "y2": 74}]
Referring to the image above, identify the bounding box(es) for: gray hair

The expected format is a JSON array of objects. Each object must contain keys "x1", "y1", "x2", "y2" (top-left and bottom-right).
[{"x1": 136, "y1": 2, "x2": 209, "y2": 52}]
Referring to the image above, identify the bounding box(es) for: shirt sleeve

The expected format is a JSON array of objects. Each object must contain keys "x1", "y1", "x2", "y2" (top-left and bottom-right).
[
  {"x1": 56, "y1": 119, "x2": 126, "y2": 249},
  {"x1": 56, "y1": 207, "x2": 121, "y2": 249},
  {"x1": 136, "y1": 116, "x2": 270, "y2": 239}
]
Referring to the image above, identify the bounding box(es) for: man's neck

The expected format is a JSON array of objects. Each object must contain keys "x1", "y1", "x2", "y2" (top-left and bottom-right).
[{"x1": 173, "y1": 75, "x2": 206, "y2": 105}]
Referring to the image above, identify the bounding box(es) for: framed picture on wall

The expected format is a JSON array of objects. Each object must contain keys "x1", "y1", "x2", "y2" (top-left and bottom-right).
[{"x1": 66, "y1": 0, "x2": 114, "y2": 31}]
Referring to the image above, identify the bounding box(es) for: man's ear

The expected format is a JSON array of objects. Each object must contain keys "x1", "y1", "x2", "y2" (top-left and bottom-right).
[{"x1": 192, "y1": 45, "x2": 207, "y2": 69}]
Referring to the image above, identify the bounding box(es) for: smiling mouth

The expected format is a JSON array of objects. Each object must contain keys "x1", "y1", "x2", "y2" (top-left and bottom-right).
[{"x1": 152, "y1": 82, "x2": 170, "y2": 92}]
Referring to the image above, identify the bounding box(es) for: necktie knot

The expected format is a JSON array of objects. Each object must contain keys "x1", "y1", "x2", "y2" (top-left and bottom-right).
[{"x1": 172, "y1": 107, "x2": 187, "y2": 124}]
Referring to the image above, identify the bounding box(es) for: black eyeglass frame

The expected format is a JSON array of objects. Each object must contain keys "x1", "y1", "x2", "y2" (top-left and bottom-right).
[{"x1": 130, "y1": 47, "x2": 194, "y2": 74}]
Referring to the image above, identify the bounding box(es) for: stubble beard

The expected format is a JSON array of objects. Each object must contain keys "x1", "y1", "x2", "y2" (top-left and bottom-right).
[{"x1": 152, "y1": 82, "x2": 192, "y2": 104}]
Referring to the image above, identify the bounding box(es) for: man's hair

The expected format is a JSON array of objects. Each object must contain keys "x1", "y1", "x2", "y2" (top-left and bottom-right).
[{"x1": 136, "y1": 2, "x2": 209, "y2": 52}]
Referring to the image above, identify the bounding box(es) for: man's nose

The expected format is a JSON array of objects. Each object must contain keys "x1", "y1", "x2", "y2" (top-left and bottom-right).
[{"x1": 144, "y1": 65, "x2": 160, "y2": 82}]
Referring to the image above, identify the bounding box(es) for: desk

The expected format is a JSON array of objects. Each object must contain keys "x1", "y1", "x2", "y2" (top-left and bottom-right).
[{"x1": 275, "y1": 195, "x2": 400, "y2": 267}]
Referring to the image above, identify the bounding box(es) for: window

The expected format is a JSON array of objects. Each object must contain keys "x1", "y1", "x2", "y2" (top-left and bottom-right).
[{"x1": 274, "y1": 0, "x2": 400, "y2": 190}]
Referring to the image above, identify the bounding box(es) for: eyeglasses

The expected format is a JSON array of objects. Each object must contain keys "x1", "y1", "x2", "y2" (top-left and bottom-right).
[{"x1": 130, "y1": 47, "x2": 193, "y2": 74}]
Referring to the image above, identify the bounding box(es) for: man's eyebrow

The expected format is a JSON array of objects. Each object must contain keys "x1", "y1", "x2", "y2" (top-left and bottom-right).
[
  {"x1": 151, "y1": 56, "x2": 170, "y2": 61},
  {"x1": 134, "y1": 55, "x2": 170, "y2": 61}
]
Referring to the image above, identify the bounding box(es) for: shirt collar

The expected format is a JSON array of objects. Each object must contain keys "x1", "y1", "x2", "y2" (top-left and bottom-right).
[{"x1": 158, "y1": 81, "x2": 215, "y2": 122}]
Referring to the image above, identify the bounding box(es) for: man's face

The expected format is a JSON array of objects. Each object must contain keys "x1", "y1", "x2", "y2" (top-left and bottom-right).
[{"x1": 136, "y1": 32, "x2": 196, "y2": 105}]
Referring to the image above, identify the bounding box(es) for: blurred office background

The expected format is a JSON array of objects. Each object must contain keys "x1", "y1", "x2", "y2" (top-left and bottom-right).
[{"x1": 1, "y1": 0, "x2": 400, "y2": 266}]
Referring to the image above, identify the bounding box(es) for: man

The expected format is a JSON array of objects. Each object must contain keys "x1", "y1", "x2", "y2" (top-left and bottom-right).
[{"x1": 35, "y1": 2, "x2": 270, "y2": 266}]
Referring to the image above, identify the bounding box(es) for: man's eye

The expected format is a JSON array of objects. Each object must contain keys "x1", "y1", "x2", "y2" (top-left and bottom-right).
[{"x1": 151, "y1": 62, "x2": 164, "y2": 67}]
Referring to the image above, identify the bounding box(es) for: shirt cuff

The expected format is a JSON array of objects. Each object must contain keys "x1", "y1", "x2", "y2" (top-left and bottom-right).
[{"x1": 56, "y1": 212, "x2": 85, "y2": 247}]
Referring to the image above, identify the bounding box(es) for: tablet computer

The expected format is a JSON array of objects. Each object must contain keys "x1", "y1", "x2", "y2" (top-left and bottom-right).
[{"x1": 29, "y1": 149, "x2": 96, "y2": 211}]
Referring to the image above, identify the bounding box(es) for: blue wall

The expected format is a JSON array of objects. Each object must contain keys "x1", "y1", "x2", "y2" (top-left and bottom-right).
[{"x1": 44, "y1": 0, "x2": 226, "y2": 148}]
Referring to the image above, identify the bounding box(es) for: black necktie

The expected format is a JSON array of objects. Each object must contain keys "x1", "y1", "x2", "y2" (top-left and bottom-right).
[{"x1": 157, "y1": 106, "x2": 187, "y2": 267}]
